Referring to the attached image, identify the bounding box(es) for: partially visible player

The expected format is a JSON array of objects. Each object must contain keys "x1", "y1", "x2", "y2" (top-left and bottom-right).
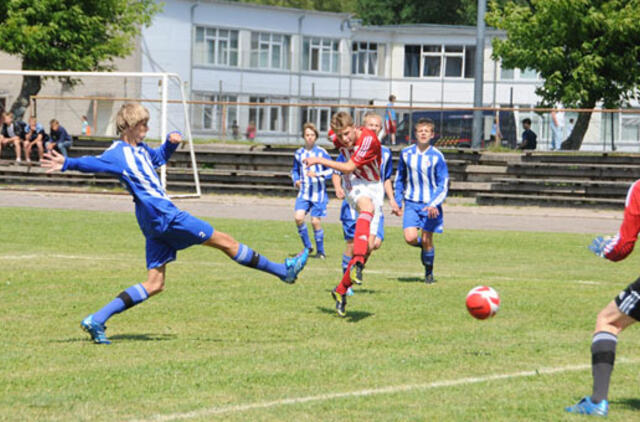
[
  {"x1": 394, "y1": 118, "x2": 449, "y2": 284},
  {"x1": 566, "y1": 180, "x2": 640, "y2": 417},
  {"x1": 291, "y1": 122, "x2": 332, "y2": 259},
  {"x1": 332, "y1": 112, "x2": 397, "y2": 278},
  {"x1": 41, "y1": 103, "x2": 308, "y2": 344},
  {"x1": 304, "y1": 111, "x2": 383, "y2": 317}
]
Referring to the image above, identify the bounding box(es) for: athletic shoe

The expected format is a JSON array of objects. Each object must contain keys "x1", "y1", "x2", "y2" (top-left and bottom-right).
[
  {"x1": 425, "y1": 274, "x2": 436, "y2": 284},
  {"x1": 350, "y1": 261, "x2": 364, "y2": 285},
  {"x1": 312, "y1": 252, "x2": 326, "y2": 260},
  {"x1": 281, "y1": 248, "x2": 309, "y2": 283},
  {"x1": 331, "y1": 288, "x2": 347, "y2": 317},
  {"x1": 565, "y1": 397, "x2": 608, "y2": 416},
  {"x1": 80, "y1": 315, "x2": 111, "y2": 345},
  {"x1": 346, "y1": 287, "x2": 354, "y2": 296}
]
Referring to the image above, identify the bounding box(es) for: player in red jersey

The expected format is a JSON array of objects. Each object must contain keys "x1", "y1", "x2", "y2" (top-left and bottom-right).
[
  {"x1": 566, "y1": 180, "x2": 640, "y2": 416},
  {"x1": 304, "y1": 111, "x2": 383, "y2": 317}
]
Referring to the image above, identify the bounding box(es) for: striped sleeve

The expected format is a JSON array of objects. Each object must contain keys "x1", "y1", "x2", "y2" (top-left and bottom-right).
[{"x1": 427, "y1": 154, "x2": 449, "y2": 208}]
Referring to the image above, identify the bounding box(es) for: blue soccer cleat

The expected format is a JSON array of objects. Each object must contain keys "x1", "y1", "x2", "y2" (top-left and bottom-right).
[
  {"x1": 281, "y1": 248, "x2": 309, "y2": 284},
  {"x1": 81, "y1": 315, "x2": 111, "y2": 345},
  {"x1": 565, "y1": 397, "x2": 608, "y2": 417}
]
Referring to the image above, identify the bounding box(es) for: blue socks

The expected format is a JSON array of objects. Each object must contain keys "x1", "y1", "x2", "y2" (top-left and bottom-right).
[
  {"x1": 421, "y1": 248, "x2": 435, "y2": 276},
  {"x1": 297, "y1": 223, "x2": 312, "y2": 250},
  {"x1": 411, "y1": 237, "x2": 422, "y2": 248},
  {"x1": 342, "y1": 254, "x2": 352, "y2": 274},
  {"x1": 233, "y1": 243, "x2": 287, "y2": 279},
  {"x1": 93, "y1": 283, "x2": 149, "y2": 325},
  {"x1": 314, "y1": 229, "x2": 325, "y2": 255}
]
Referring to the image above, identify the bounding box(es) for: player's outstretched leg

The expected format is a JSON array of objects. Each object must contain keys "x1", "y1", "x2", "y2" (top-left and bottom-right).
[
  {"x1": 81, "y1": 267, "x2": 163, "y2": 344},
  {"x1": 204, "y1": 231, "x2": 309, "y2": 283}
]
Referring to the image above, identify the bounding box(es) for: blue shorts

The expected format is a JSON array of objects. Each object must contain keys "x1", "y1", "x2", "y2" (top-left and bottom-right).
[
  {"x1": 145, "y1": 211, "x2": 214, "y2": 269},
  {"x1": 341, "y1": 205, "x2": 385, "y2": 241},
  {"x1": 402, "y1": 200, "x2": 444, "y2": 233},
  {"x1": 295, "y1": 197, "x2": 327, "y2": 218}
]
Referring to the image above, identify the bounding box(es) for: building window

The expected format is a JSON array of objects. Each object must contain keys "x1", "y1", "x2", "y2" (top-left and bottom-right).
[
  {"x1": 352, "y1": 42, "x2": 378, "y2": 75},
  {"x1": 404, "y1": 44, "x2": 475, "y2": 79},
  {"x1": 250, "y1": 32, "x2": 290, "y2": 70},
  {"x1": 301, "y1": 103, "x2": 338, "y2": 133},
  {"x1": 192, "y1": 93, "x2": 238, "y2": 132},
  {"x1": 249, "y1": 96, "x2": 289, "y2": 132},
  {"x1": 500, "y1": 66, "x2": 538, "y2": 80},
  {"x1": 302, "y1": 37, "x2": 340, "y2": 73},
  {"x1": 194, "y1": 26, "x2": 238, "y2": 67}
]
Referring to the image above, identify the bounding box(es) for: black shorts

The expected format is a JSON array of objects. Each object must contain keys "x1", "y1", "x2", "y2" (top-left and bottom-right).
[{"x1": 614, "y1": 277, "x2": 640, "y2": 320}]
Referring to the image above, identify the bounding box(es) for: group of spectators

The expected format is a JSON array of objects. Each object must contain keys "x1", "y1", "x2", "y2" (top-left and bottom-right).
[{"x1": 0, "y1": 111, "x2": 73, "y2": 163}]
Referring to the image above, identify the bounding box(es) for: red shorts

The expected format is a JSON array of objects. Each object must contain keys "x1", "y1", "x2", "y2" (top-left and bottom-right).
[{"x1": 385, "y1": 119, "x2": 397, "y2": 135}]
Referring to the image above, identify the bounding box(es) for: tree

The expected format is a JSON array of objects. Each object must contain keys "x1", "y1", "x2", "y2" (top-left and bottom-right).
[
  {"x1": 355, "y1": 0, "x2": 470, "y2": 26},
  {"x1": 487, "y1": 0, "x2": 640, "y2": 150},
  {"x1": 0, "y1": 0, "x2": 161, "y2": 119}
]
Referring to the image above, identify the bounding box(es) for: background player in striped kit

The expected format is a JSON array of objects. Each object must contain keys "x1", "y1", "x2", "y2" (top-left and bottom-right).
[
  {"x1": 394, "y1": 118, "x2": 449, "y2": 284},
  {"x1": 291, "y1": 122, "x2": 332, "y2": 259},
  {"x1": 332, "y1": 112, "x2": 398, "y2": 287},
  {"x1": 41, "y1": 103, "x2": 309, "y2": 344},
  {"x1": 304, "y1": 112, "x2": 383, "y2": 317},
  {"x1": 566, "y1": 180, "x2": 640, "y2": 417}
]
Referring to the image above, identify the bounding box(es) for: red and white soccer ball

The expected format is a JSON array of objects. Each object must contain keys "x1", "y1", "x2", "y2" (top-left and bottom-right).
[{"x1": 465, "y1": 286, "x2": 500, "y2": 320}]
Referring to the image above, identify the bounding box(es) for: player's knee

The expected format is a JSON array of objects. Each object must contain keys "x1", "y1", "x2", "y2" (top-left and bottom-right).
[
  {"x1": 373, "y1": 239, "x2": 382, "y2": 250},
  {"x1": 404, "y1": 233, "x2": 418, "y2": 244}
]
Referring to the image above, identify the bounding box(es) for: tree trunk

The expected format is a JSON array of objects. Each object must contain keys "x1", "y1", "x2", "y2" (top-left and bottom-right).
[
  {"x1": 560, "y1": 101, "x2": 596, "y2": 150},
  {"x1": 10, "y1": 74, "x2": 41, "y2": 121}
]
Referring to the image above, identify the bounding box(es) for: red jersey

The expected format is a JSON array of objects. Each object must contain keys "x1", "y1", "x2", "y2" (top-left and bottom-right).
[
  {"x1": 332, "y1": 127, "x2": 382, "y2": 182},
  {"x1": 603, "y1": 180, "x2": 640, "y2": 261}
]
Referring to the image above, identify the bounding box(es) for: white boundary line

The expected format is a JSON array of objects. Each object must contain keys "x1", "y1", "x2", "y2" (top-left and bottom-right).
[{"x1": 133, "y1": 360, "x2": 638, "y2": 422}]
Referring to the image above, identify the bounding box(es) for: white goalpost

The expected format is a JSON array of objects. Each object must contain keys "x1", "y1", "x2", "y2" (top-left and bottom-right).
[{"x1": 0, "y1": 69, "x2": 201, "y2": 198}]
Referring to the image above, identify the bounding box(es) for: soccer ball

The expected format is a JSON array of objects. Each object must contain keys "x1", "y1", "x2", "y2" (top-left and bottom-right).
[{"x1": 465, "y1": 286, "x2": 500, "y2": 320}]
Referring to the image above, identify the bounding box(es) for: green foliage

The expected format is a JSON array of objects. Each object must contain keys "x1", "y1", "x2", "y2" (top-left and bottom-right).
[
  {"x1": 355, "y1": 0, "x2": 470, "y2": 26},
  {"x1": 0, "y1": 0, "x2": 161, "y2": 70},
  {"x1": 487, "y1": 0, "x2": 640, "y2": 109},
  {"x1": 234, "y1": 0, "x2": 357, "y2": 13}
]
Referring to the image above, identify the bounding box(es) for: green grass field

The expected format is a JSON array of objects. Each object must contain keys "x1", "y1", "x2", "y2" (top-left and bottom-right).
[{"x1": 2, "y1": 206, "x2": 640, "y2": 421}]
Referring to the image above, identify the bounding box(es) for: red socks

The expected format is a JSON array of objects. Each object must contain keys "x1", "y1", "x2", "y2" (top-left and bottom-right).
[{"x1": 335, "y1": 211, "x2": 373, "y2": 295}]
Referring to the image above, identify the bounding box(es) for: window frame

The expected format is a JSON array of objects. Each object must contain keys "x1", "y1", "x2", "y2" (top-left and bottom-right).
[
  {"x1": 250, "y1": 32, "x2": 291, "y2": 70},
  {"x1": 194, "y1": 26, "x2": 239, "y2": 67},
  {"x1": 302, "y1": 37, "x2": 340, "y2": 73},
  {"x1": 351, "y1": 41, "x2": 378, "y2": 76}
]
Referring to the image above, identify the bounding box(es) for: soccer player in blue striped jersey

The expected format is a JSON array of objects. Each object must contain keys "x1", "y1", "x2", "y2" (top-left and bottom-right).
[
  {"x1": 333, "y1": 113, "x2": 398, "y2": 281},
  {"x1": 394, "y1": 117, "x2": 449, "y2": 284},
  {"x1": 291, "y1": 122, "x2": 332, "y2": 259},
  {"x1": 41, "y1": 103, "x2": 308, "y2": 344}
]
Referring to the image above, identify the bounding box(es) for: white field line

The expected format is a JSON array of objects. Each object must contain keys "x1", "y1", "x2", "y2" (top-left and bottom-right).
[{"x1": 133, "y1": 359, "x2": 638, "y2": 422}]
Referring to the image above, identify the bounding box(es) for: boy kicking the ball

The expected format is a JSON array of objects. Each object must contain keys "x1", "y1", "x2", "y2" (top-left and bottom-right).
[
  {"x1": 566, "y1": 179, "x2": 640, "y2": 417},
  {"x1": 304, "y1": 111, "x2": 383, "y2": 317},
  {"x1": 394, "y1": 118, "x2": 449, "y2": 284},
  {"x1": 41, "y1": 103, "x2": 308, "y2": 344}
]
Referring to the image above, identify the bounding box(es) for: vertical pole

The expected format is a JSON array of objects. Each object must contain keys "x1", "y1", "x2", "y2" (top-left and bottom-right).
[
  {"x1": 611, "y1": 112, "x2": 616, "y2": 151},
  {"x1": 472, "y1": 0, "x2": 487, "y2": 149},
  {"x1": 32, "y1": 97, "x2": 37, "y2": 118},
  {"x1": 173, "y1": 74, "x2": 201, "y2": 196},
  {"x1": 160, "y1": 74, "x2": 168, "y2": 189},
  {"x1": 92, "y1": 99, "x2": 98, "y2": 135},
  {"x1": 218, "y1": 80, "x2": 223, "y2": 136},
  {"x1": 409, "y1": 84, "x2": 414, "y2": 143}
]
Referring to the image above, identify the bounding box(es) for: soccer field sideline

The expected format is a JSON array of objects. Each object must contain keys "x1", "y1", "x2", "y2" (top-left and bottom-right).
[{"x1": 136, "y1": 359, "x2": 639, "y2": 422}]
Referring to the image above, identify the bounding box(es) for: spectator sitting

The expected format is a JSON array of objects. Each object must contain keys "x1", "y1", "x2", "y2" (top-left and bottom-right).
[
  {"x1": 23, "y1": 116, "x2": 48, "y2": 162},
  {"x1": 47, "y1": 119, "x2": 73, "y2": 157},
  {"x1": 245, "y1": 121, "x2": 256, "y2": 141},
  {"x1": 0, "y1": 111, "x2": 25, "y2": 163},
  {"x1": 517, "y1": 118, "x2": 537, "y2": 150}
]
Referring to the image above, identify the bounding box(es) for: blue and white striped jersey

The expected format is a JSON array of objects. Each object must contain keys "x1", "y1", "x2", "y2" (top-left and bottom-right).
[
  {"x1": 394, "y1": 144, "x2": 449, "y2": 207},
  {"x1": 337, "y1": 146, "x2": 393, "y2": 222},
  {"x1": 62, "y1": 139, "x2": 180, "y2": 236},
  {"x1": 291, "y1": 146, "x2": 332, "y2": 202}
]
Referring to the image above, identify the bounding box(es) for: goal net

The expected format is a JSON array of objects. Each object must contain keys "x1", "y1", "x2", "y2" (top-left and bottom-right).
[{"x1": 0, "y1": 69, "x2": 201, "y2": 198}]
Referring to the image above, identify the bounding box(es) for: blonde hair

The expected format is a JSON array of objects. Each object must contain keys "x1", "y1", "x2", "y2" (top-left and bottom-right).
[
  {"x1": 330, "y1": 111, "x2": 354, "y2": 133},
  {"x1": 363, "y1": 112, "x2": 382, "y2": 125},
  {"x1": 116, "y1": 103, "x2": 149, "y2": 135},
  {"x1": 302, "y1": 122, "x2": 319, "y2": 139}
]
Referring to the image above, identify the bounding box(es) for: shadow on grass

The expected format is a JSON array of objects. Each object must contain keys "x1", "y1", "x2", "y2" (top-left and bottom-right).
[
  {"x1": 611, "y1": 398, "x2": 640, "y2": 410},
  {"x1": 56, "y1": 333, "x2": 177, "y2": 343},
  {"x1": 316, "y1": 306, "x2": 374, "y2": 322},
  {"x1": 396, "y1": 276, "x2": 424, "y2": 283},
  {"x1": 350, "y1": 288, "x2": 376, "y2": 295}
]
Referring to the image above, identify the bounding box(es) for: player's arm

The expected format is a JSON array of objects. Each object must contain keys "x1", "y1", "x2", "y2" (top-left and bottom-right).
[
  {"x1": 425, "y1": 158, "x2": 450, "y2": 209},
  {"x1": 394, "y1": 154, "x2": 407, "y2": 208},
  {"x1": 304, "y1": 155, "x2": 357, "y2": 174},
  {"x1": 42, "y1": 148, "x2": 120, "y2": 174},
  {"x1": 147, "y1": 131, "x2": 181, "y2": 167},
  {"x1": 313, "y1": 149, "x2": 336, "y2": 178},
  {"x1": 291, "y1": 152, "x2": 302, "y2": 188}
]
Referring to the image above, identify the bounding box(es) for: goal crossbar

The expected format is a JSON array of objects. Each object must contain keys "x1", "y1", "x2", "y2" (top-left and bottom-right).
[{"x1": 0, "y1": 69, "x2": 201, "y2": 198}]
